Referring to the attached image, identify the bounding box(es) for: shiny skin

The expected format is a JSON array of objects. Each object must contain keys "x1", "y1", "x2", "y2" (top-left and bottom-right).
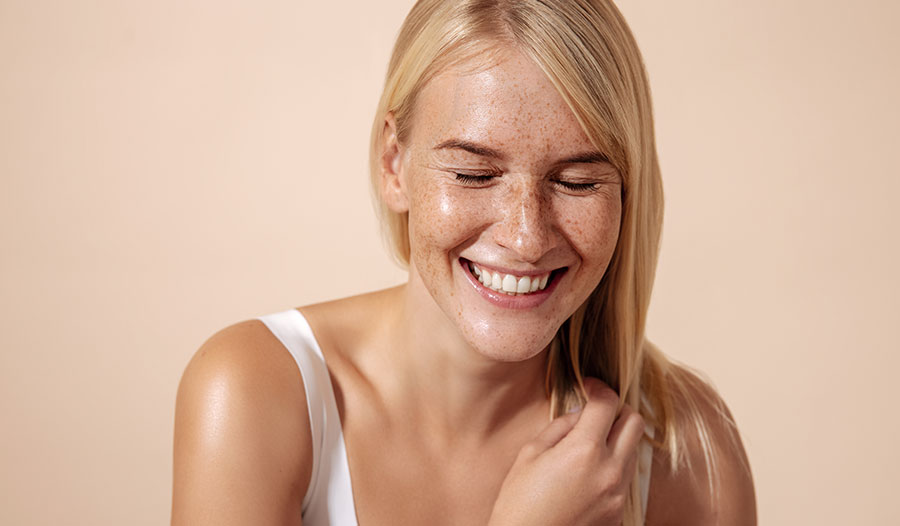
[
  {"x1": 382, "y1": 48, "x2": 622, "y2": 363},
  {"x1": 172, "y1": 46, "x2": 756, "y2": 526}
]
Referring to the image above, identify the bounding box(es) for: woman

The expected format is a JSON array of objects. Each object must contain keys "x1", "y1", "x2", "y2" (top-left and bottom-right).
[{"x1": 172, "y1": 1, "x2": 756, "y2": 524}]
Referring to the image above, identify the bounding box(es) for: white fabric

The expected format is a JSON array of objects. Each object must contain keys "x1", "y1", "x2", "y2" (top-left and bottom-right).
[
  {"x1": 639, "y1": 395, "x2": 655, "y2": 521},
  {"x1": 258, "y1": 308, "x2": 653, "y2": 525},
  {"x1": 258, "y1": 309, "x2": 358, "y2": 526}
]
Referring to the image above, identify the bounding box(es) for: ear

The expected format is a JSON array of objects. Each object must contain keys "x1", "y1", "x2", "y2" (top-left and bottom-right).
[{"x1": 380, "y1": 112, "x2": 409, "y2": 214}]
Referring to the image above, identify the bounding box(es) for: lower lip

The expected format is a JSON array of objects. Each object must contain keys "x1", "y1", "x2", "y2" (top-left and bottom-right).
[{"x1": 460, "y1": 259, "x2": 565, "y2": 310}]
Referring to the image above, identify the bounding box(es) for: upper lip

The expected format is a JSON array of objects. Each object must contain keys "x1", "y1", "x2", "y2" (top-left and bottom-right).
[{"x1": 460, "y1": 257, "x2": 564, "y2": 277}]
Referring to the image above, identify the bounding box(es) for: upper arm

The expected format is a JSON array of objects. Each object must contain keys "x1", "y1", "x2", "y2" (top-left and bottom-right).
[
  {"x1": 171, "y1": 320, "x2": 312, "y2": 526},
  {"x1": 646, "y1": 368, "x2": 757, "y2": 525}
]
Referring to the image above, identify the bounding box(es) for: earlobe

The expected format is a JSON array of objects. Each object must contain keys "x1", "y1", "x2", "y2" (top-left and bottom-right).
[{"x1": 380, "y1": 113, "x2": 409, "y2": 214}]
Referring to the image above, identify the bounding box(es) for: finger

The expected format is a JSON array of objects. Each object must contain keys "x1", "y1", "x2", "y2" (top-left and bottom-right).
[
  {"x1": 567, "y1": 377, "x2": 619, "y2": 442},
  {"x1": 607, "y1": 405, "x2": 645, "y2": 463},
  {"x1": 525, "y1": 410, "x2": 581, "y2": 455}
]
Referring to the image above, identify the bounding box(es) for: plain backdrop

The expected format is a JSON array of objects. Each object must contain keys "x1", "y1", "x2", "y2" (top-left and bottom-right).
[{"x1": 2, "y1": 0, "x2": 898, "y2": 524}]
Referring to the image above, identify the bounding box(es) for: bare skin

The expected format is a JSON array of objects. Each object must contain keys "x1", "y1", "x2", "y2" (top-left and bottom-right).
[
  {"x1": 171, "y1": 293, "x2": 755, "y2": 525},
  {"x1": 172, "y1": 48, "x2": 756, "y2": 525}
]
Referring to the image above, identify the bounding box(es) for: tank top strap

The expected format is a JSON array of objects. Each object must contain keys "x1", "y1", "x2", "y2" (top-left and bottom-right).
[
  {"x1": 259, "y1": 307, "x2": 652, "y2": 524},
  {"x1": 256, "y1": 309, "x2": 359, "y2": 525},
  {"x1": 638, "y1": 392, "x2": 656, "y2": 523}
]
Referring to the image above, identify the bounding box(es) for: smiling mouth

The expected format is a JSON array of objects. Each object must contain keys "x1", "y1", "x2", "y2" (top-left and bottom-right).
[{"x1": 460, "y1": 258, "x2": 566, "y2": 296}]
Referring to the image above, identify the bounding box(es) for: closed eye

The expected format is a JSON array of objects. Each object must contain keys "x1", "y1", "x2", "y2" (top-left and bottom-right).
[
  {"x1": 455, "y1": 173, "x2": 497, "y2": 185},
  {"x1": 555, "y1": 180, "x2": 600, "y2": 192}
]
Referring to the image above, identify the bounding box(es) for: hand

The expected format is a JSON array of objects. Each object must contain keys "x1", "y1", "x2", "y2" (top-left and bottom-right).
[{"x1": 488, "y1": 377, "x2": 645, "y2": 526}]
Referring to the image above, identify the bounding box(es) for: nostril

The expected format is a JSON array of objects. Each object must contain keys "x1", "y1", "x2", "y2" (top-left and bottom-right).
[{"x1": 492, "y1": 190, "x2": 555, "y2": 260}]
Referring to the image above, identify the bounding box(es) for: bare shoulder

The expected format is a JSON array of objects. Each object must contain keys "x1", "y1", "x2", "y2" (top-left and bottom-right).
[
  {"x1": 299, "y1": 286, "x2": 403, "y2": 361},
  {"x1": 645, "y1": 365, "x2": 757, "y2": 525},
  {"x1": 172, "y1": 319, "x2": 311, "y2": 526}
]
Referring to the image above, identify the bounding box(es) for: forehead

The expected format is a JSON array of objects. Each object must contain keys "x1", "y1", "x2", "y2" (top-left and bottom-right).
[{"x1": 409, "y1": 49, "x2": 595, "y2": 159}]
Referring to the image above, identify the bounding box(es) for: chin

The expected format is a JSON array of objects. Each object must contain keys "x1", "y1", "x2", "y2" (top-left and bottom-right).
[
  {"x1": 463, "y1": 328, "x2": 556, "y2": 363},
  {"x1": 448, "y1": 300, "x2": 571, "y2": 364}
]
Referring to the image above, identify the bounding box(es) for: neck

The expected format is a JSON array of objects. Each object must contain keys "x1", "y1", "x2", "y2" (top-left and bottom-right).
[{"x1": 378, "y1": 269, "x2": 550, "y2": 448}]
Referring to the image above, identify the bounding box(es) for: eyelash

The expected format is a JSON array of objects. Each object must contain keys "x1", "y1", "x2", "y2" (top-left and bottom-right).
[
  {"x1": 556, "y1": 180, "x2": 600, "y2": 192},
  {"x1": 455, "y1": 173, "x2": 495, "y2": 185},
  {"x1": 454, "y1": 173, "x2": 599, "y2": 193}
]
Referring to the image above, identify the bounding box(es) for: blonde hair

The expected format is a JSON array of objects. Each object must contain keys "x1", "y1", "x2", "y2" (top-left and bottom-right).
[{"x1": 369, "y1": 1, "x2": 744, "y2": 523}]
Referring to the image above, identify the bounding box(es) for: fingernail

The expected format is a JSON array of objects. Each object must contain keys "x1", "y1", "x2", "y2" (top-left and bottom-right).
[{"x1": 567, "y1": 404, "x2": 583, "y2": 414}]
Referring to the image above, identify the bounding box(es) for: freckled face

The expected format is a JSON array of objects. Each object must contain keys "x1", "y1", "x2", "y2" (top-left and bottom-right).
[{"x1": 399, "y1": 49, "x2": 622, "y2": 362}]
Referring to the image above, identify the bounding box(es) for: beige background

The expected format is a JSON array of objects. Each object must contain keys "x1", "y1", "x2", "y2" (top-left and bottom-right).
[{"x1": 1, "y1": 0, "x2": 897, "y2": 524}]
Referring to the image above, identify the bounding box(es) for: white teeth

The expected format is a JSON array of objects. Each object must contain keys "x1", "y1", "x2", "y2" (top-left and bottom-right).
[
  {"x1": 468, "y1": 261, "x2": 554, "y2": 295},
  {"x1": 501, "y1": 274, "x2": 517, "y2": 293},
  {"x1": 516, "y1": 276, "x2": 531, "y2": 293}
]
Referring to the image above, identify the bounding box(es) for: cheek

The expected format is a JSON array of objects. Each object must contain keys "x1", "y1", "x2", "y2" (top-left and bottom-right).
[
  {"x1": 561, "y1": 195, "x2": 622, "y2": 267},
  {"x1": 407, "y1": 183, "x2": 492, "y2": 302},
  {"x1": 408, "y1": 182, "x2": 492, "y2": 256}
]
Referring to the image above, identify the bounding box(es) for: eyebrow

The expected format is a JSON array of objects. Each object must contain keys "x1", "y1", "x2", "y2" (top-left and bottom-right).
[
  {"x1": 433, "y1": 139, "x2": 505, "y2": 160},
  {"x1": 556, "y1": 151, "x2": 611, "y2": 165},
  {"x1": 432, "y1": 139, "x2": 611, "y2": 166}
]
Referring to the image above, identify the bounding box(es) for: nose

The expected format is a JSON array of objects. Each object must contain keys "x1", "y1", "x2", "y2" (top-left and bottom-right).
[{"x1": 493, "y1": 180, "x2": 555, "y2": 263}]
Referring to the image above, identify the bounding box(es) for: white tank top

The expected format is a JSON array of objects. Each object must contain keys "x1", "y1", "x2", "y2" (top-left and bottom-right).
[{"x1": 258, "y1": 308, "x2": 654, "y2": 525}]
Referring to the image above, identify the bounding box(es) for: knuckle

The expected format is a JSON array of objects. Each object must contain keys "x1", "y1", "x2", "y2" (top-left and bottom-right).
[
  {"x1": 597, "y1": 460, "x2": 633, "y2": 492},
  {"x1": 608, "y1": 492, "x2": 626, "y2": 514},
  {"x1": 558, "y1": 410, "x2": 581, "y2": 427},
  {"x1": 615, "y1": 404, "x2": 634, "y2": 421},
  {"x1": 519, "y1": 441, "x2": 541, "y2": 459},
  {"x1": 627, "y1": 410, "x2": 645, "y2": 429},
  {"x1": 603, "y1": 467, "x2": 625, "y2": 490},
  {"x1": 601, "y1": 391, "x2": 620, "y2": 407},
  {"x1": 582, "y1": 376, "x2": 601, "y2": 390},
  {"x1": 586, "y1": 380, "x2": 618, "y2": 405}
]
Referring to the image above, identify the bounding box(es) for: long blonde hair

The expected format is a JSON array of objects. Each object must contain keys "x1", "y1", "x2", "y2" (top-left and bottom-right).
[{"x1": 369, "y1": 1, "x2": 742, "y2": 523}]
